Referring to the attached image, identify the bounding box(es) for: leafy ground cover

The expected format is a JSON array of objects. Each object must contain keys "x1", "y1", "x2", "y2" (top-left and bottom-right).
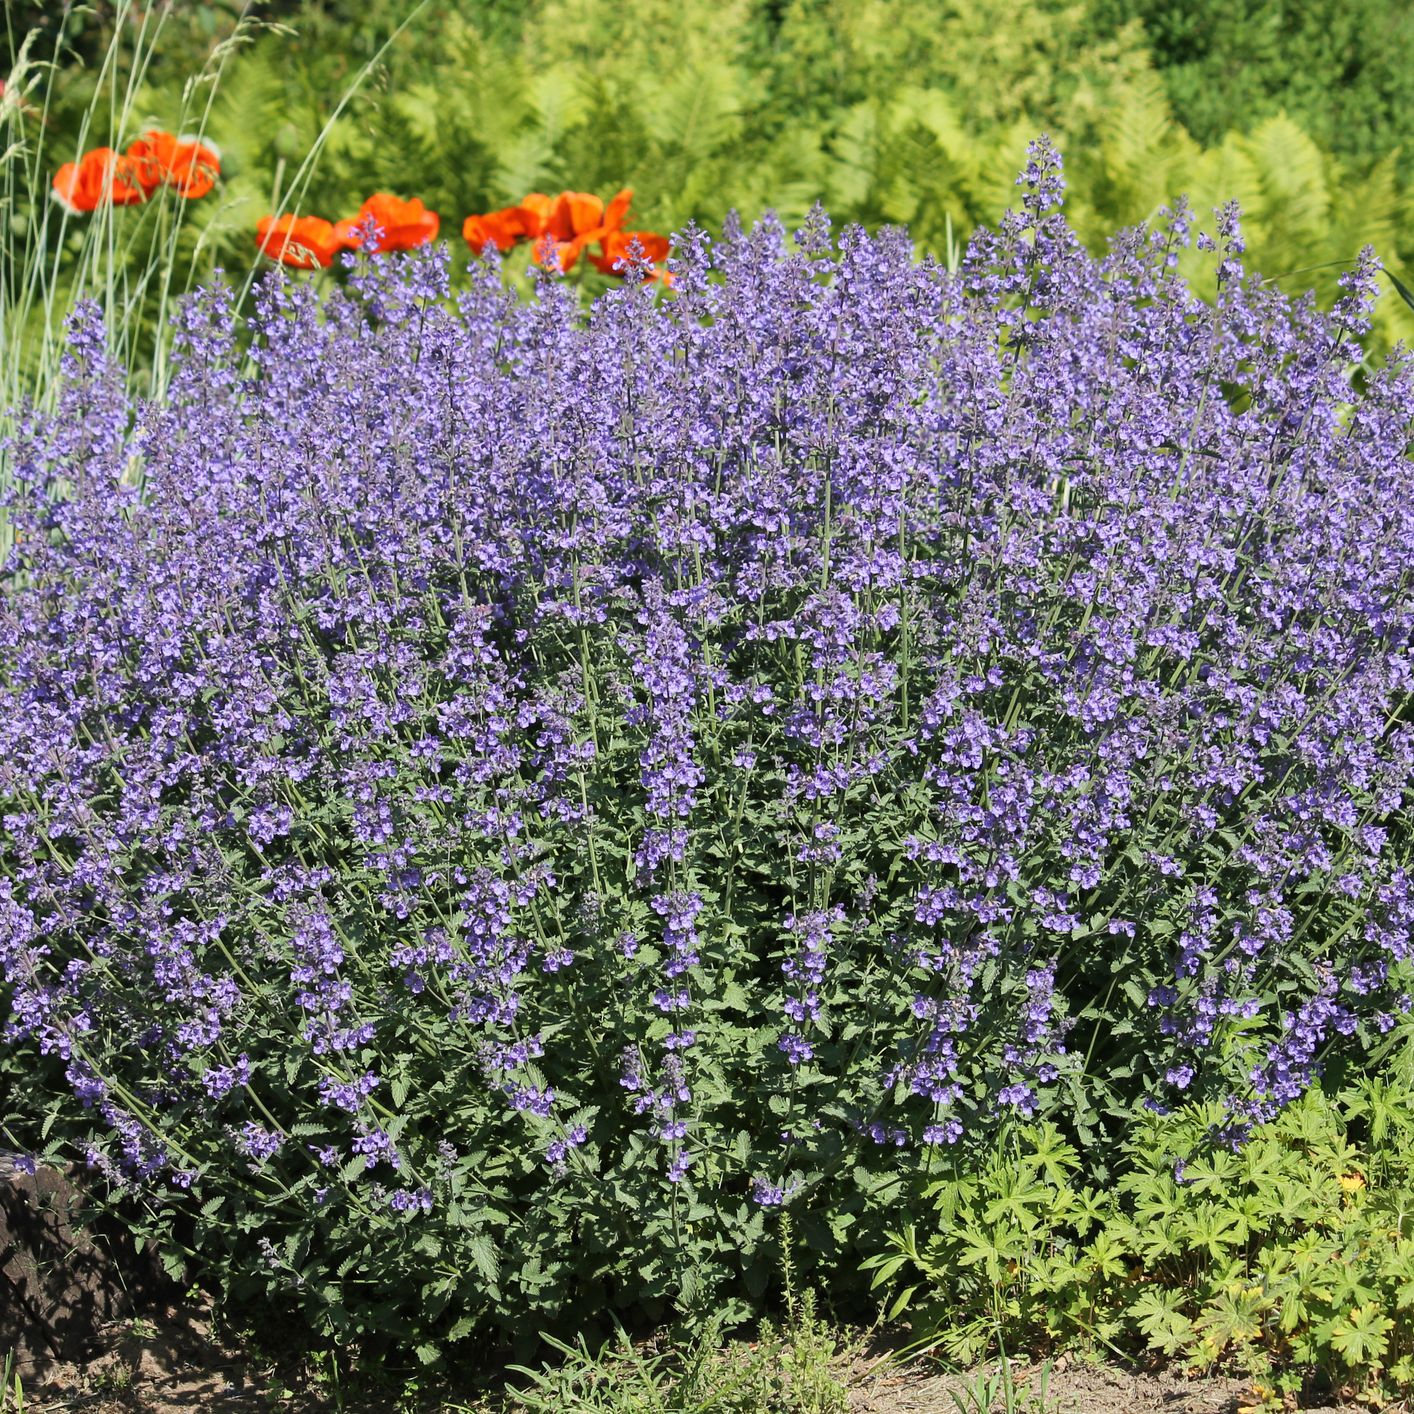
[
  {"x1": 0, "y1": 1316, "x2": 1379, "y2": 1414},
  {"x1": 0, "y1": 1301, "x2": 1359, "y2": 1414}
]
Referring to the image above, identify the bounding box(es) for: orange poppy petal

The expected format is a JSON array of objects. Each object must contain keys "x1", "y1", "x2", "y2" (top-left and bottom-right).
[
  {"x1": 634, "y1": 231, "x2": 670, "y2": 263},
  {"x1": 124, "y1": 130, "x2": 218, "y2": 199},
  {"x1": 111, "y1": 157, "x2": 146, "y2": 204},
  {"x1": 463, "y1": 215, "x2": 494, "y2": 253},
  {"x1": 506, "y1": 204, "x2": 544, "y2": 240},
  {"x1": 463, "y1": 211, "x2": 516, "y2": 253},
  {"x1": 532, "y1": 233, "x2": 584, "y2": 273},
  {"x1": 58, "y1": 148, "x2": 146, "y2": 209},
  {"x1": 167, "y1": 137, "x2": 221, "y2": 199},
  {"x1": 51, "y1": 160, "x2": 90, "y2": 213},
  {"x1": 548, "y1": 190, "x2": 603, "y2": 242},
  {"x1": 588, "y1": 230, "x2": 625, "y2": 276},
  {"x1": 125, "y1": 130, "x2": 176, "y2": 196},
  {"x1": 519, "y1": 193, "x2": 554, "y2": 232},
  {"x1": 591, "y1": 228, "x2": 672, "y2": 278},
  {"x1": 257, "y1": 214, "x2": 341, "y2": 268},
  {"x1": 344, "y1": 194, "x2": 439, "y2": 252},
  {"x1": 603, "y1": 187, "x2": 633, "y2": 232},
  {"x1": 177, "y1": 133, "x2": 221, "y2": 162}
]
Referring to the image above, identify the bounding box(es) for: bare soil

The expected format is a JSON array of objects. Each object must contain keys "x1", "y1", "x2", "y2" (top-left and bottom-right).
[
  {"x1": 15, "y1": 1303, "x2": 279, "y2": 1413},
  {"x1": 14, "y1": 1316, "x2": 1378, "y2": 1414},
  {"x1": 847, "y1": 1354, "x2": 1351, "y2": 1414}
]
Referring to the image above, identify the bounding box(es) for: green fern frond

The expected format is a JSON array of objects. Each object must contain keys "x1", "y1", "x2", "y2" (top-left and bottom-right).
[
  {"x1": 646, "y1": 61, "x2": 743, "y2": 167},
  {"x1": 1098, "y1": 67, "x2": 1178, "y2": 205},
  {"x1": 493, "y1": 131, "x2": 560, "y2": 206},
  {"x1": 966, "y1": 119, "x2": 1040, "y2": 221},
  {"x1": 823, "y1": 99, "x2": 884, "y2": 213},
  {"x1": 1240, "y1": 113, "x2": 1331, "y2": 236}
]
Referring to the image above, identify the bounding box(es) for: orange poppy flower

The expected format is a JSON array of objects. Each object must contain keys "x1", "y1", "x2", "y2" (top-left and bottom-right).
[
  {"x1": 126, "y1": 129, "x2": 221, "y2": 199},
  {"x1": 124, "y1": 131, "x2": 172, "y2": 197},
  {"x1": 589, "y1": 229, "x2": 671, "y2": 278},
  {"x1": 333, "y1": 193, "x2": 439, "y2": 253},
  {"x1": 533, "y1": 187, "x2": 634, "y2": 272},
  {"x1": 545, "y1": 190, "x2": 604, "y2": 243},
  {"x1": 51, "y1": 148, "x2": 146, "y2": 213},
  {"x1": 519, "y1": 192, "x2": 556, "y2": 229},
  {"x1": 462, "y1": 204, "x2": 544, "y2": 254},
  {"x1": 256, "y1": 214, "x2": 347, "y2": 269},
  {"x1": 602, "y1": 187, "x2": 633, "y2": 233},
  {"x1": 167, "y1": 136, "x2": 221, "y2": 198}
]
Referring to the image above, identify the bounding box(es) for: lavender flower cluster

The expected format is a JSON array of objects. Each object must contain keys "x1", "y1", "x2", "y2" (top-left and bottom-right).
[{"x1": 1, "y1": 142, "x2": 1411, "y2": 1340}]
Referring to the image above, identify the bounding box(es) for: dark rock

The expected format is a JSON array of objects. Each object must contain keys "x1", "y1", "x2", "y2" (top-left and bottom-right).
[{"x1": 0, "y1": 1152, "x2": 168, "y2": 1369}]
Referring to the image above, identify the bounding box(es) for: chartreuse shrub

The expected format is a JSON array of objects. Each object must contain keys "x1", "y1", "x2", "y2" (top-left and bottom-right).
[
  {"x1": 1, "y1": 145, "x2": 1413, "y2": 1361},
  {"x1": 221, "y1": 0, "x2": 1414, "y2": 355},
  {"x1": 866, "y1": 1021, "x2": 1414, "y2": 1408}
]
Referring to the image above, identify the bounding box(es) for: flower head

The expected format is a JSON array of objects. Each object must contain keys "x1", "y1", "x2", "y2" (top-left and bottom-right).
[
  {"x1": 589, "y1": 229, "x2": 672, "y2": 281},
  {"x1": 52, "y1": 148, "x2": 145, "y2": 213},
  {"x1": 126, "y1": 130, "x2": 221, "y2": 199},
  {"x1": 532, "y1": 186, "x2": 633, "y2": 272},
  {"x1": 334, "y1": 193, "x2": 439, "y2": 253},
  {"x1": 463, "y1": 204, "x2": 545, "y2": 254},
  {"x1": 256, "y1": 214, "x2": 348, "y2": 269}
]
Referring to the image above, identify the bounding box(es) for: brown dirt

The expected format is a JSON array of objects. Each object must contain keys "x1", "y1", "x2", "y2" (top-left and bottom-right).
[
  {"x1": 14, "y1": 1303, "x2": 283, "y2": 1414},
  {"x1": 847, "y1": 1355, "x2": 1353, "y2": 1414},
  {"x1": 1, "y1": 1154, "x2": 168, "y2": 1369},
  {"x1": 15, "y1": 1328, "x2": 1377, "y2": 1414}
]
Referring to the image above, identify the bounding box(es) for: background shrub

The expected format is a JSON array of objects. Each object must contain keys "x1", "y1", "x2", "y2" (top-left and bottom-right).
[
  {"x1": 2, "y1": 151, "x2": 1412, "y2": 1357},
  {"x1": 1091, "y1": 0, "x2": 1414, "y2": 163}
]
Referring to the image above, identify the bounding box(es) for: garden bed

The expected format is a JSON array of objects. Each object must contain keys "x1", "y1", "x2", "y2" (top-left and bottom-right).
[{"x1": 14, "y1": 1304, "x2": 1358, "y2": 1414}]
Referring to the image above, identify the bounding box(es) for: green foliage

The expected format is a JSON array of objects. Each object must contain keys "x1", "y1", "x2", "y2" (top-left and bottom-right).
[
  {"x1": 766, "y1": 1217, "x2": 852, "y2": 1414},
  {"x1": 505, "y1": 1323, "x2": 780, "y2": 1413},
  {"x1": 866, "y1": 1024, "x2": 1414, "y2": 1406},
  {"x1": 500, "y1": 1237, "x2": 852, "y2": 1414},
  {"x1": 0, "y1": 0, "x2": 430, "y2": 422},
  {"x1": 946, "y1": 1355, "x2": 1059, "y2": 1414},
  {"x1": 1094, "y1": 0, "x2": 1414, "y2": 164},
  {"x1": 184, "y1": 0, "x2": 1414, "y2": 361},
  {"x1": 0, "y1": 1349, "x2": 23, "y2": 1414},
  {"x1": 0, "y1": 3, "x2": 283, "y2": 407}
]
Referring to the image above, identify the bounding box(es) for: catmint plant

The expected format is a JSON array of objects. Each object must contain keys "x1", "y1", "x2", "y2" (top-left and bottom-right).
[{"x1": 0, "y1": 141, "x2": 1411, "y2": 1352}]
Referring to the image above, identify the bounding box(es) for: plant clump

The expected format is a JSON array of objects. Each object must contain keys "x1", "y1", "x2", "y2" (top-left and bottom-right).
[{"x1": 1, "y1": 142, "x2": 1411, "y2": 1355}]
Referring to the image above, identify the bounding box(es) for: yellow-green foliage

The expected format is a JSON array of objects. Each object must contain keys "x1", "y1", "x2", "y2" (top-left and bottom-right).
[
  {"x1": 207, "y1": 1, "x2": 1414, "y2": 354},
  {"x1": 864, "y1": 1029, "x2": 1414, "y2": 1407}
]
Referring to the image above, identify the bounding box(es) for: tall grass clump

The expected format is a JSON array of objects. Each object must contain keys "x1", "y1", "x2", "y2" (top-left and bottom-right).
[
  {"x1": 1, "y1": 2, "x2": 236, "y2": 411},
  {"x1": 0, "y1": 143, "x2": 1412, "y2": 1359},
  {"x1": 0, "y1": 1, "x2": 418, "y2": 420}
]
